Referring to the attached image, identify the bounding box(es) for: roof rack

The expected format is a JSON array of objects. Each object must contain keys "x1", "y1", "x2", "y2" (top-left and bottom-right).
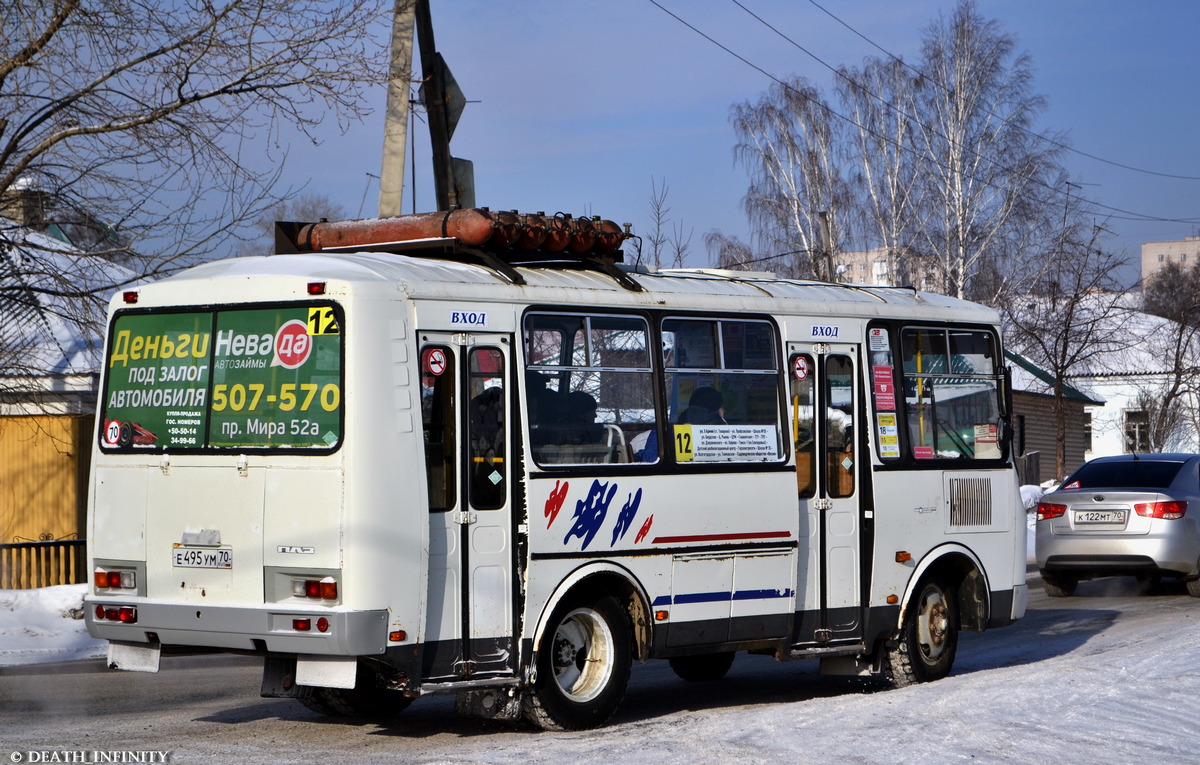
[{"x1": 274, "y1": 208, "x2": 643, "y2": 292}]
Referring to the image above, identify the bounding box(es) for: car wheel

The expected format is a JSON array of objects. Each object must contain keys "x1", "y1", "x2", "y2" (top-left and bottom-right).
[
  {"x1": 885, "y1": 577, "x2": 958, "y2": 688},
  {"x1": 523, "y1": 595, "x2": 632, "y2": 730},
  {"x1": 1041, "y1": 571, "x2": 1078, "y2": 597},
  {"x1": 1186, "y1": 578, "x2": 1200, "y2": 598},
  {"x1": 668, "y1": 652, "x2": 736, "y2": 682}
]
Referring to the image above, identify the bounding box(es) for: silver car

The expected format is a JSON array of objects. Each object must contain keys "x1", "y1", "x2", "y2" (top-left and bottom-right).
[{"x1": 1036, "y1": 453, "x2": 1200, "y2": 597}]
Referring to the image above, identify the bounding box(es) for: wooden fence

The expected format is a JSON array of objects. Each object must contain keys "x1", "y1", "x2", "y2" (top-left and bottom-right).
[{"x1": 0, "y1": 540, "x2": 87, "y2": 589}]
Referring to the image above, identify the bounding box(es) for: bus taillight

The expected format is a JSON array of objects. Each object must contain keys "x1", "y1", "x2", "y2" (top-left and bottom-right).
[
  {"x1": 94, "y1": 605, "x2": 137, "y2": 623},
  {"x1": 291, "y1": 577, "x2": 338, "y2": 600},
  {"x1": 94, "y1": 569, "x2": 136, "y2": 590}
]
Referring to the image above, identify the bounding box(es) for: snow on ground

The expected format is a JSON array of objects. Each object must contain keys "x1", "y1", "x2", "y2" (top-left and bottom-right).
[{"x1": 0, "y1": 584, "x2": 106, "y2": 667}]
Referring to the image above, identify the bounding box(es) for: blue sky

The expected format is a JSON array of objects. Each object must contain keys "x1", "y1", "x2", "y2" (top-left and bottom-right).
[{"x1": 272, "y1": 1, "x2": 1200, "y2": 285}]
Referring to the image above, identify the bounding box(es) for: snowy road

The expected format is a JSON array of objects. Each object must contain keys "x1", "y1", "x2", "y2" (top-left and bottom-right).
[{"x1": 2, "y1": 573, "x2": 1198, "y2": 764}]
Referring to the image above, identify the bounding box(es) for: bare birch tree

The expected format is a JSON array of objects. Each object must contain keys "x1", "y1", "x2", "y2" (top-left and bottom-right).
[
  {"x1": 0, "y1": 0, "x2": 387, "y2": 366},
  {"x1": 835, "y1": 57, "x2": 925, "y2": 286},
  {"x1": 731, "y1": 77, "x2": 851, "y2": 280},
  {"x1": 1002, "y1": 219, "x2": 1131, "y2": 479},
  {"x1": 1137, "y1": 260, "x2": 1200, "y2": 450},
  {"x1": 912, "y1": 1, "x2": 1061, "y2": 300}
]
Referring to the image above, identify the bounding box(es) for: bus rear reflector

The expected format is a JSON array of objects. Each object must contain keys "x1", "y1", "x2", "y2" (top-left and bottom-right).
[{"x1": 293, "y1": 618, "x2": 311, "y2": 631}]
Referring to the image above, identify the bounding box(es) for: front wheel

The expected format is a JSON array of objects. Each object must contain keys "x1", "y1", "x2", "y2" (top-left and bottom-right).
[
  {"x1": 523, "y1": 595, "x2": 632, "y2": 731},
  {"x1": 1186, "y1": 577, "x2": 1200, "y2": 598},
  {"x1": 885, "y1": 578, "x2": 958, "y2": 688}
]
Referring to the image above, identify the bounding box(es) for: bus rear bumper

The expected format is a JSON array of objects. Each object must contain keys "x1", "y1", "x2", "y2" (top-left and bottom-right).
[{"x1": 84, "y1": 598, "x2": 388, "y2": 657}]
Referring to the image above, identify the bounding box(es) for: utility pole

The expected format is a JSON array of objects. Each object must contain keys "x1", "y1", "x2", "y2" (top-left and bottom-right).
[
  {"x1": 414, "y1": 0, "x2": 462, "y2": 211},
  {"x1": 378, "y1": 1, "x2": 416, "y2": 218},
  {"x1": 818, "y1": 210, "x2": 836, "y2": 282}
]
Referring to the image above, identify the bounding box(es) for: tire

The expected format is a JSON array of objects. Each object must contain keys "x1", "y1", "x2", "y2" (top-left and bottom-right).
[
  {"x1": 1041, "y1": 571, "x2": 1078, "y2": 598},
  {"x1": 885, "y1": 578, "x2": 958, "y2": 688},
  {"x1": 1186, "y1": 578, "x2": 1200, "y2": 598},
  {"x1": 668, "y1": 652, "x2": 735, "y2": 682},
  {"x1": 523, "y1": 595, "x2": 632, "y2": 731},
  {"x1": 297, "y1": 661, "x2": 413, "y2": 719}
]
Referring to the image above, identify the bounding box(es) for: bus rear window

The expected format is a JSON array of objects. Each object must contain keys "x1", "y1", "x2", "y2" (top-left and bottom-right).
[{"x1": 100, "y1": 303, "x2": 343, "y2": 452}]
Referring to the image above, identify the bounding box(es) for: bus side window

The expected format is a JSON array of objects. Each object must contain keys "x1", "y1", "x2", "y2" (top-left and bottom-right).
[{"x1": 421, "y1": 346, "x2": 455, "y2": 512}]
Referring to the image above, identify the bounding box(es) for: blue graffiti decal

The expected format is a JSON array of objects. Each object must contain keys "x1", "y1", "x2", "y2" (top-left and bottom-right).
[
  {"x1": 564, "y1": 479, "x2": 617, "y2": 550},
  {"x1": 611, "y1": 487, "x2": 643, "y2": 546}
]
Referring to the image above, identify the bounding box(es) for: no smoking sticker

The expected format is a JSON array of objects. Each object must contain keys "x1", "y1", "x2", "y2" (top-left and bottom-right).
[
  {"x1": 424, "y1": 348, "x2": 447, "y2": 376},
  {"x1": 793, "y1": 356, "x2": 809, "y2": 380}
]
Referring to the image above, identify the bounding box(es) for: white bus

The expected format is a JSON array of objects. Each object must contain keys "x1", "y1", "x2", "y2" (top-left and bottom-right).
[{"x1": 85, "y1": 209, "x2": 1027, "y2": 730}]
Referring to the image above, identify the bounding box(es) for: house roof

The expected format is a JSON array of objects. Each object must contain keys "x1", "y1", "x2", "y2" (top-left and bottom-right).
[
  {"x1": 1005, "y1": 349, "x2": 1104, "y2": 405},
  {"x1": 0, "y1": 218, "x2": 135, "y2": 380}
]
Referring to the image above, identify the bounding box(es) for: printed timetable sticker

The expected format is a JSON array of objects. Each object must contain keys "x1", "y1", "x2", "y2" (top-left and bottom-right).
[
  {"x1": 876, "y1": 413, "x2": 900, "y2": 458},
  {"x1": 675, "y1": 424, "x2": 779, "y2": 463},
  {"x1": 868, "y1": 328, "x2": 889, "y2": 352}
]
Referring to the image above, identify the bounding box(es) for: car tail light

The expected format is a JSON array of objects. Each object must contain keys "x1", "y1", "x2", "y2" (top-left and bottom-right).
[
  {"x1": 1135, "y1": 501, "x2": 1187, "y2": 520},
  {"x1": 1036, "y1": 502, "x2": 1067, "y2": 521}
]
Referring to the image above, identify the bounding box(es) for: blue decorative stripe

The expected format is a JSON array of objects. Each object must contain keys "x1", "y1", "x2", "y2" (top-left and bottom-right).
[{"x1": 651, "y1": 588, "x2": 794, "y2": 607}]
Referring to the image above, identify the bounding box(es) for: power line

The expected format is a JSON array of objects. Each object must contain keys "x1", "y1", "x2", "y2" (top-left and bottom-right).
[
  {"x1": 804, "y1": 0, "x2": 1200, "y2": 183},
  {"x1": 648, "y1": 0, "x2": 1200, "y2": 228},
  {"x1": 726, "y1": 0, "x2": 1200, "y2": 224}
]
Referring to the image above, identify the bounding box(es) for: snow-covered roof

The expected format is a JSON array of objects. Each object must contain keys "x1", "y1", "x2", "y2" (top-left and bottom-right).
[{"x1": 0, "y1": 218, "x2": 135, "y2": 381}]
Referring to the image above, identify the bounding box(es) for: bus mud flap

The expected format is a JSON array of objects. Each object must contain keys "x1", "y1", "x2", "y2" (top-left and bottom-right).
[
  {"x1": 295, "y1": 654, "x2": 357, "y2": 689},
  {"x1": 107, "y1": 641, "x2": 161, "y2": 673}
]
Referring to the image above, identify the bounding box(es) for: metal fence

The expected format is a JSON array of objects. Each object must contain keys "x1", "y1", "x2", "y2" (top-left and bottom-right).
[{"x1": 0, "y1": 540, "x2": 87, "y2": 589}]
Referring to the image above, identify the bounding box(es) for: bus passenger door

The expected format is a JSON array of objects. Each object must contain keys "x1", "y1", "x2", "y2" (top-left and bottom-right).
[
  {"x1": 419, "y1": 333, "x2": 516, "y2": 679},
  {"x1": 789, "y1": 344, "x2": 862, "y2": 645}
]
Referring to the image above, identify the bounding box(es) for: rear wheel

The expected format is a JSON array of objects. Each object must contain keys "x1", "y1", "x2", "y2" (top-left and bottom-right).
[
  {"x1": 885, "y1": 578, "x2": 958, "y2": 688},
  {"x1": 523, "y1": 595, "x2": 632, "y2": 731},
  {"x1": 1186, "y1": 578, "x2": 1200, "y2": 598},
  {"x1": 297, "y1": 662, "x2": 413, "y2": 719},
  {"x1": 1041, "y1": 571, "x2": 1078, "y2": 598},
  {"x1": 668, "y1": 652, "x2": 735, "y2": 682}
]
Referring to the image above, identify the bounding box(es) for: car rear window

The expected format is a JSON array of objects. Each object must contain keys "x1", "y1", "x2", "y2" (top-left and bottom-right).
[{"x1": 1065, "y1": 460, "x2": 1184, "y2": 490}]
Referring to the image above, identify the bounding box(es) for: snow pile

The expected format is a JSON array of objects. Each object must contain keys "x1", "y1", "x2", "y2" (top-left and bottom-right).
[{"x1": 0, "y1": 584, "x2": 106, "y2": 666}]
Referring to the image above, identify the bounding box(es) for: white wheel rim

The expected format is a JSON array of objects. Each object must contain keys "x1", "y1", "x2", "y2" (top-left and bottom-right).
[
  {"x1": 915, "y1": 587, "x2": 950, "y2": 664},
  {"x1": 550, "y1": 607, "x2": 615, "y2": 703}
]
